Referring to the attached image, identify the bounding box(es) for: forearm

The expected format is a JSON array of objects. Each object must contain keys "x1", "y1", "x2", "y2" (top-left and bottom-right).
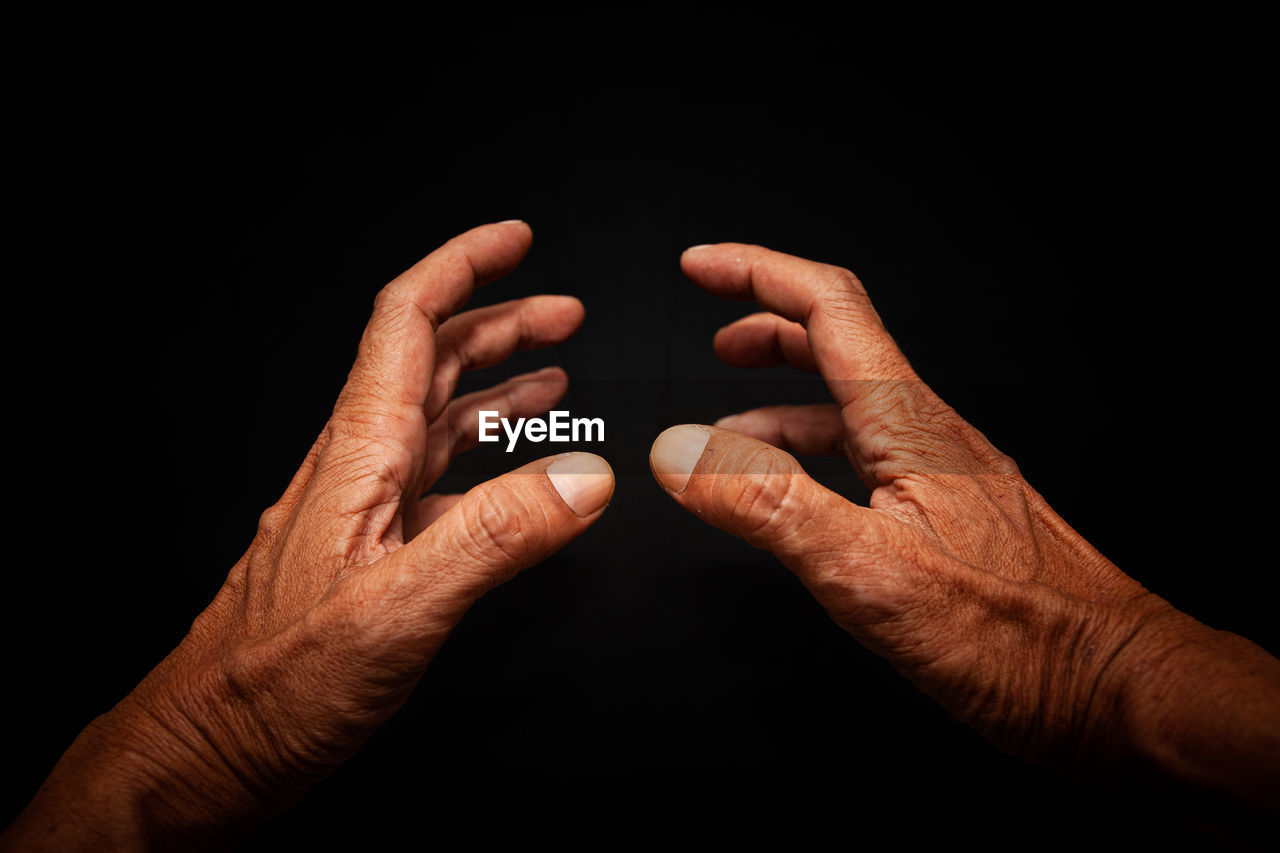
[
  {"x1": 1118, "y1": 610, "x2": 1280, "y2": 806},
  {"x1": 3, "y1": 696, "x2": 267, "y2": 851},
  {"x1": 5, "y1": 716, "x2": 152, "y2": 850}
]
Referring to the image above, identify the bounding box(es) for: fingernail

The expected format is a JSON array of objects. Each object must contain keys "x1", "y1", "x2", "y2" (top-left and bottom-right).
[
  {"x1": 547, "y1": 453, "x2": 614, "y2": 516},
  {"x1": 497, "y1": 219, "x2": 526, "y2": 225},
  {"x1": 650, "y1": 425, "x2": 712, "y2": 493},
  {"x1": 684, "y1": 244, "x2": 713, "y2": 253}
]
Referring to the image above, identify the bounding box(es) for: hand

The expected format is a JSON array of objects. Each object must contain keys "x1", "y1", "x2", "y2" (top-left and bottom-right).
[
  {"x1": 5, "y1": 222, "x2": 614, "y2": 848},
  {"x1": 650, "y1": 243, "x2": 1280, "y2": 815}
]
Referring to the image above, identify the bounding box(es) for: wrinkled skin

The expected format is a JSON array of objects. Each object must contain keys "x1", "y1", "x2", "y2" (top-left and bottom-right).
[
  {"x1": 4, "y1": 222, "x2": 615, "y2": 849},
  {"x1": 5, "y1": 231, "x2": 1277, "y2": 851},
  {"x1": 652, "y1": 243, "x2": 1280, "y2": 814}
]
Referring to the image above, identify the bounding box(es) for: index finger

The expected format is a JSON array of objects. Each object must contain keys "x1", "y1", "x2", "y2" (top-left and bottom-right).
[
  {"x1": 680, "y1": 243, "x2": 914, "y2": 385},
  {"x1": 340, "y1": 220, "x2": 533, "y2": 420},
  {"x1": 302, "y1": 222, "x2": 535, "y2": 548},
  {"x1": 681, "y1": 243, "x2": 1003, "y2": 484}
]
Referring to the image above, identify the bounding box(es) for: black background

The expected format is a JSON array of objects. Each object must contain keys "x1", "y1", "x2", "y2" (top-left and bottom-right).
[{"x1": 7, "y1": 6, "x2": 1274, "y2": 849}]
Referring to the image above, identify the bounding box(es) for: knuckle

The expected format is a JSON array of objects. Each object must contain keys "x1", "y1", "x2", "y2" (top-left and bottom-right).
[
  {"x1": 221, "y1": 559, "x2": 250, "y2": 600},
  {"x1": 437, "y1": 248, "x2": 476, "y2": 286},
  {"x1": 986, "y1": 451, "x2": 1022, "y2": 477},
  {"x1": 815, "y1": 265, "x2": 863, "y2": 306},
  {"x1": 914, "y1": 407, "x2": 1017, "y2": 477},
  {"x1": 827, "y1": 264, "x2": 862, "y2": 290},
  {"x1": 460, "y1": 482, "x2": 537, "y2": 565},
  {"x1": 720, "y1": 447, "x2": 801, "y2": 545},
  {"x1": 255, "y1": 503, "x2": 290, "y2": 542},
  {"x1": 368, "y1": 291, "x2": 429, "y2": 342},
  {"x1": 859, "y1": 388, "x2": 1018, "y2": 477},
  {"x1": 321, "y1": 437, "x2": 404, "y2": 492}
]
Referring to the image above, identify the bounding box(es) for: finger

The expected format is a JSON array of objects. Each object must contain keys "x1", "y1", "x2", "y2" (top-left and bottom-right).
[
  {"x1": 437, "y1": 365, "x2": 569, "y2": 460},
  {"x1": 713, "y1": 312, "x2": 817, "y2": 372},
  {"x1": 648, "y1": 424, "x2": 903, "y2": 612},
  {"x1": 408, "y1": 366, "x2": 569, "y2": 534},
  {"x1": 378, "y1": 452, "x2": 614, "y2": 632},
  {"x1": 646, "y1": 425, "x2": 1063, "y2": 723},
  {"x1": 681, "y1": 243, "x2": 1005, "y2": 482},
  {"x1": 715, "y1": 404, "x2": 844, "y2": 456},
  {"x1": 424, "y1": 294, "x2": 583, "y2": 423},
  {"x1": 340, "y1": 221, "x2": 533, "y2": 423},
  {"x1": 416, "y1": 493, "x2": 463, "y2": 527},
  {"x1": 303, "y1": 222, "x2": 532, "y2": 548},
  {"x1": 681, "y1": 242, "x2": 910, "y2": 380}
]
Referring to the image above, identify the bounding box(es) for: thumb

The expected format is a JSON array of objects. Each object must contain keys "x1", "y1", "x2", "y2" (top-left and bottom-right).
[
  {"x1": 649, "y1": 424, "x2": 895, "y2": 600},
  {"x1": 381, "y1": 451, "x2": 613, "y2": 628}
]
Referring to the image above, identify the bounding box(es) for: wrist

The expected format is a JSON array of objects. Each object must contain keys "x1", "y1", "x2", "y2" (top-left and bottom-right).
[
  {"x1": 4, "y1": 712, "x2": 158, "y2": 851},
  {"x1": 6, "y1": 661, "x2": 274, "y2": 851},
  {"x1": 108, "y1": 653, "x2": 286, "y2": 845},
  {"x1": 5, "y1": 709, "x2": 248, "y2": 851},
  {"x1": 1074, "y1": 600, "x2": 1280, "y2": 813}
]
